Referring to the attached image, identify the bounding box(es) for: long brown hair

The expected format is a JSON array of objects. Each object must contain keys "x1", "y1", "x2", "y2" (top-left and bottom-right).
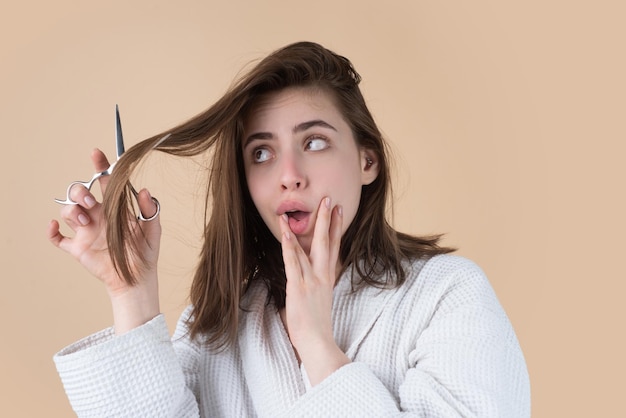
[{"x1": 103, "y1": 42, "x2": 453, "y2": 348}]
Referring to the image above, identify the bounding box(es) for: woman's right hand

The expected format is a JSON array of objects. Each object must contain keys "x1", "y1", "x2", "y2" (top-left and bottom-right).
[{"x1": 47, "y1": 148, "x2": 162, "y2": 333}]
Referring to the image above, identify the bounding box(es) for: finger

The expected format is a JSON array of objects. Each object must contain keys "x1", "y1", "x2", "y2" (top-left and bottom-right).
[
  {"x1": 136, "y1": 188, "x2": 159, "y2": 220},
  {"x1": 61, "y1": 203, "x2": 91, "y2": 229},
  {"x1": 68, "y1": 183, "x2": 98, "y2": 210},
  {"x1": 91, "y1": 148, "x2": 111, "y2": 193},
  {"x1": 328, "y1": 205, "x2": 343, "y2": 279},
  {"x1": 135, "y1": 189, "x2": 162, "y2": 249},
  {"x1": 47, "y1": 220, "x2": 72, "y2": 253},
  {"x1": 309, "y1": 197, "x2": 332, "y2": 279},
  {"x1": 280, "y1": 214, "x2": 304, "y2": 282}
]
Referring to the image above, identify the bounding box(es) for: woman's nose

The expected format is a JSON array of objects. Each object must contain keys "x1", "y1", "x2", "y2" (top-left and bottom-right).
[{"x1": 279, "y1": 153, "x2": 307, "y2": 191}]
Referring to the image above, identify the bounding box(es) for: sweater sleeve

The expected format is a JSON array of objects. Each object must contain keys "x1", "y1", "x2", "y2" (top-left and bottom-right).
[
  {"x1": 284, "y1": 257, "x2": 530, "y2": 417},
  {"x1": 53, "y1": 313, "x2": 200, "y2": 418}
]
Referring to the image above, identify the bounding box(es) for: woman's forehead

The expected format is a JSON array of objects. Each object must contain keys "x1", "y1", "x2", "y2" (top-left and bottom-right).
[{"x1": 244, "y1": 87, "x2": 344, "y2": 129}]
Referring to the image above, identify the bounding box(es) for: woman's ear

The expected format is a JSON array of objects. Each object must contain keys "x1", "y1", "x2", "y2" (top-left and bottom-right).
[{"x1": 360, "y1": 149, "x2": 380, "y2": 185}]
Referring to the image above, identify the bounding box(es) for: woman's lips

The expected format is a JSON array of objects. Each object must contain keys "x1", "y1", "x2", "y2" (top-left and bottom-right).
[{"x1": 277, "y1": 200, "x2": 312, "y2": 235}]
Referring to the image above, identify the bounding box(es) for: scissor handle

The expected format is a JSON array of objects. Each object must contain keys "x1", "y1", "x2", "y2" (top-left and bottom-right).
[{"x1": 54, "y1": 171, "x2": 110, "y2": 205}]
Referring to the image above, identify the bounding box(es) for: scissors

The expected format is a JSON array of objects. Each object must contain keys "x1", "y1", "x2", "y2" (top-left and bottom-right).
[{"x1": 55, "y1": 105, "x2": 168, "y2": 221}]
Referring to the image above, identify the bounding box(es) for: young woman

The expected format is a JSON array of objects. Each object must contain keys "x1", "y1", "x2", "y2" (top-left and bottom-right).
[{"x1": 49, "y1": 42, "x2": 530, "y2": 417}]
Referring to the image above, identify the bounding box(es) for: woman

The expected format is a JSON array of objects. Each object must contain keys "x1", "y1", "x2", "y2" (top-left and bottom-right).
[{"x1": 49, "y1": 41, "x2": 530, "y2": 417}]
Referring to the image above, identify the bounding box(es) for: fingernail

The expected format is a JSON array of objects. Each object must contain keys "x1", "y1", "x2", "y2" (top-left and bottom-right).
[
  {"x1": 78, "y1": 214, "x2": 90, "y2": 225},
  {"x1": 282, "y1": 214, "x2": 288, "y2": 223},
  {"x1": 338, "y1": 205, "x2": 343, "y2": 217},
  {"x1": 84, "y1": 195, "x2": 96, "y2": 208},
  {"x1": 324, "y1": 197, "x2": 331, "y2": 209},
  {"x1": 284, "y1": 231, "x2": 291, "y2": 240}
]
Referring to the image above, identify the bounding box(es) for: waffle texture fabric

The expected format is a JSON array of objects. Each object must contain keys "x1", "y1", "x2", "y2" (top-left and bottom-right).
[{"x1": 54, "y1": 255, "x2": 530, "y2": 417}]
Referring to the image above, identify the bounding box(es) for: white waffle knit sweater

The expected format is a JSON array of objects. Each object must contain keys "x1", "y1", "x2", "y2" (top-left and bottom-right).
[{"x1": 54, "y1": 255, "x2": 530, "y2": 417}]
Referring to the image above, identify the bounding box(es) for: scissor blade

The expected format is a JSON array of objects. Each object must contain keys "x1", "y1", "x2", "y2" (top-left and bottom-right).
[{"x1": 115, "y1": 104, "x2": 125, "y2": 159}]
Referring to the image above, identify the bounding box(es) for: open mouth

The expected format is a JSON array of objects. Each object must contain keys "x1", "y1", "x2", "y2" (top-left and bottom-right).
[
  {"x1": 286, "y1": 210, "x2": 307, "y2": 221},
  {"x1": 285, "y1": 210, "x2": 311, "y2": 234}
]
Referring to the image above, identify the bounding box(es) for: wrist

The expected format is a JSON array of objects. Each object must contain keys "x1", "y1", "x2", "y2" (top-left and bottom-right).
[
  {"x1": 109, "y1": 277, "x2": 160, "y2": 335},
  {"x1": 298, "y1": 340, "x2": 350, "y2": 386}
]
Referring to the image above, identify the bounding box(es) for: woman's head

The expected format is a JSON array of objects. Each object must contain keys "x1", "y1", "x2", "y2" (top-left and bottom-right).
[
  {"x1": 228, "y1": 42, "x2": 387, "y2": 255},
  {"x1": 104, "y1": 42, "x2": 449, "y2": 346}
]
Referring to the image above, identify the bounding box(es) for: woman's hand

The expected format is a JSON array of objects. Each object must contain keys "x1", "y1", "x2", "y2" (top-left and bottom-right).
[
  {"x1": 47, "y1": 148, "x2": 161, "y2": 334},
  {"x1": 279, "y1": 197, "x2": 350, "y2": 385}
]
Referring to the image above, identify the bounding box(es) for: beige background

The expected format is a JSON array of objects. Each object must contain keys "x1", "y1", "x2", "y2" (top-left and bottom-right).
[{"x1": 1, "y1": 0, "x2": 624, "y2": 416}]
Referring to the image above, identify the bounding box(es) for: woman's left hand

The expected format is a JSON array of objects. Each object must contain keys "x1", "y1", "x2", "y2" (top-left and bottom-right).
[{"x1": 279, "y1": 197, "x2": 350, "y2": 385}]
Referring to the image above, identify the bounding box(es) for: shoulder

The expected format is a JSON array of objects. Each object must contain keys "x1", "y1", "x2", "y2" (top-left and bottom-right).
[
  {"x1": 407, "y1": 254, "x2": 486, "y2": 281},
  {"x1": 399, "y1": 254, "x2": 501, "y2": 315},
  {"x1": 393, "y1": 255, "x2": 523, "y2": 362},
  {"x1": 403, "y1": 254, "x2": 489, "y2": 289}
]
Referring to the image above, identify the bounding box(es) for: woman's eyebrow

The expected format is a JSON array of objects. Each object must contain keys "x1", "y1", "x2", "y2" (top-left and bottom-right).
[
  {"x1": 243, "y1": 132, "x2": 273, "y2": 149},
  {"x1": 293, "y1": 119, "x2": 337, "y2": 133},
  {"x1": 243, "y1": 120, "x2": 337, "y2": 149}
]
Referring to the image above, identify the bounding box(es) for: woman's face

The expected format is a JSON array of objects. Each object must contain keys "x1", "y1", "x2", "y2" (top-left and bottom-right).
[{"x1": 242, "y1": 87, "x2": 377, "y2": 254}]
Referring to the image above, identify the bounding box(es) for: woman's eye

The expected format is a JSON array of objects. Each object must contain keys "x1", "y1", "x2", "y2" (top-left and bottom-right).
[
  {"x1": 253, "y1": 148, "x2": 272, "y2": 163},
  {"x1": 305, "y1": 137, "x2": 329, "y2": 151}
]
